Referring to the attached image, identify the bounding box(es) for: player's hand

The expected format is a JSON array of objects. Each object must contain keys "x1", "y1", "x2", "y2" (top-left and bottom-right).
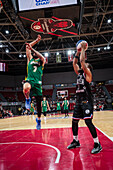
[
  {"x1": 36, "y1": 35, "x2": 41, "y2": 42},
  {"x1": 81, "y1": 42, "x2": 86, "y2": 50},
  {"x1": 26, "y1": 43, "x2": 32, "y2": 50}
]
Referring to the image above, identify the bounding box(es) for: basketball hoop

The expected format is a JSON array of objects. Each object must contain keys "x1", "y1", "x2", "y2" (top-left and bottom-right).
[
  {"x1": 61, "y1": 95, "x2": 65, "y2": 99},
  {"x1": 57, "y1": 90, "x2": 68, "y2": 98},
  {"x1": 0, "y1": 0, "x2": 3, "y2": 13}
]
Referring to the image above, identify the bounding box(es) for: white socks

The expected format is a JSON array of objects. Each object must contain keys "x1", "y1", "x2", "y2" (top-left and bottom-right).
[
  {"x1": 73, "y1": 136, "x2": 99, "y2": 144},
  {"x1": 73, "y1": 135, "x2": 78, "y2": 141},
  {"x1": 93, "y1": 137, "x2": 99, "y2": 144},
  {"x1": 44, "y1": 117, "x2": 46, "y2": 121}
]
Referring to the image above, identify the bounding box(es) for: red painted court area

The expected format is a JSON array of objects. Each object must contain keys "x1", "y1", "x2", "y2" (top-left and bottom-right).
[{"x1": 0, "y1": 127, "x2": 113, "y2": 170}]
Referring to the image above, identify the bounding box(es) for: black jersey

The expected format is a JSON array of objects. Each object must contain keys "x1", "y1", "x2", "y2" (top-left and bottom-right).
[{"x1": 76, "y1": 69, "x2": 93, "y2": 104}]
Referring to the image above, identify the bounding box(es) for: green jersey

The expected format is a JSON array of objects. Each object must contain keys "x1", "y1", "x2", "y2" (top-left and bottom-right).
[
  {"x1": 42, "y1": 100, "x2": 47, "y2": 112},
  {"x1": 26, "y1": 58, "x2": 43, "y2": 85},
  {"x1": 64, "y1": 100, "x2": 68, "y2": 110},
  {"x1": 57, "y1": 102, "x2": 61, "y2": 111},
  {"x1": 30, "y1": 103, "x2": 34, "y2": 112}
]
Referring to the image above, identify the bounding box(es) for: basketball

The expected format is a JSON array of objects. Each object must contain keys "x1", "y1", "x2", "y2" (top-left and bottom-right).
[{"x1": 76, "y1": 40, "x2": 88, "y2": 52}]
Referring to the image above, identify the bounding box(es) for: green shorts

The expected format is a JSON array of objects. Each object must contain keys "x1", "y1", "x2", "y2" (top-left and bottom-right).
[
  {"x1": 29, "y1": 81, "x2": 42, "y2": 97},
  {"x1": 42, "y1": 108, "x2": 47, "y2": 113},
  {"x1": 64, "y1": 107, "x2": 68, "y2": 110},
  {"x1": 30, "y1": 108, "x2": 34, "y2": 113},
  {"x1": 57, "y1": 107, "x2": 61, "y2": 111}
]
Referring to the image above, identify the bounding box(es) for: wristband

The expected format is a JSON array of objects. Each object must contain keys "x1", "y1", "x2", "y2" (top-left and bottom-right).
[{"x1": 74, "y1": 56, "x2": 79, "y2": 59}]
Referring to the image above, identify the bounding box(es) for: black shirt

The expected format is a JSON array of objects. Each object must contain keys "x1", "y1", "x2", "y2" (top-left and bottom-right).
[{"x1": 76, "y1": 69, "x2": 93, "y2": 104}]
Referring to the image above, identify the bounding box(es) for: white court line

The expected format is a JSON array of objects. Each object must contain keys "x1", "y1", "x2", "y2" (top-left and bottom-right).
[
  {"x1": 96, "y1": 126, "x2": 113, "y2": 142},
  {"x1": 0, "y1": 142, "x2": 61, "y2": 164}
]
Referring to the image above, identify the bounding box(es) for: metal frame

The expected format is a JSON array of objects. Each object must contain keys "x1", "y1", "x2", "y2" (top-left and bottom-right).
[{"x1": 0, "y1": 0, "x2": 113, "y2": 74}]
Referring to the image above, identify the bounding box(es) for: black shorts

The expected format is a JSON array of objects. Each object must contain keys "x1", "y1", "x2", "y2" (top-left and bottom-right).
[
  {"x1": 73, "y1": 102, "x2": 93, "y2": 120},
  {"x1": 64, "y1": 109, "x2": 68, "y2": 113}
]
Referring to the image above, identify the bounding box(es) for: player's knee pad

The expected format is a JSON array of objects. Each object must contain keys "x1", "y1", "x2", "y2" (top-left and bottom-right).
[{"x1": 23, "y1": 82, "x2": 31, "y2": 92}]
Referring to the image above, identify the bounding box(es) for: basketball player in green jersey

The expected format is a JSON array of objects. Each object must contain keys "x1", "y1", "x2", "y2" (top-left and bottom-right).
[
  {"x1": 30, "y1": 101, "x2": 35, "y2": 115},
  {"x1": 23, "y1": 35, "x2": 45, "y2": 130},
  {"x1": 41, "y1": 97, "x2": 50, "y2": 122},
  {"x1": 62, "y1": 98, "x2": 69, "y2": 117},
  {"x1": 57, "y1": 100, "x2": 61, "y2": 114}
]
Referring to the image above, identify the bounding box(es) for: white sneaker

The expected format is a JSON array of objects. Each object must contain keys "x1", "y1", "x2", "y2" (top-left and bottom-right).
[{"x1": 33, "y1": 115, "x2": 35, "y2": 120}]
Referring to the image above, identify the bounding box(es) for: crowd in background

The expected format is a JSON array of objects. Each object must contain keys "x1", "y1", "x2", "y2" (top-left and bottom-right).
[
  {"x1": 0, "y1": 104, "x2": 13, "y2": 118},
  {"x1": 0, "y1": 82, "x2": 113, "y2": 118}
]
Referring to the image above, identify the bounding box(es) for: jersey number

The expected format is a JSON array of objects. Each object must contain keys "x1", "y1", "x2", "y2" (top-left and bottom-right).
[{"x1": 33, "y1": 66, "x2": 37, "y2": 72}]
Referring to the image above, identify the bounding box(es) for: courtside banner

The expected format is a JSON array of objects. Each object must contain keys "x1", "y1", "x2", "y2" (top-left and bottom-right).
[{"x1": 18, "y1": 0, "x2": 78, "y2": 11}]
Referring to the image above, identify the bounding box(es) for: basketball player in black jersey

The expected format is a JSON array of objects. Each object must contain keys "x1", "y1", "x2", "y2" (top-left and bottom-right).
[{"x1": 67, "y1": 42, "x2": 102, "y2": 154}]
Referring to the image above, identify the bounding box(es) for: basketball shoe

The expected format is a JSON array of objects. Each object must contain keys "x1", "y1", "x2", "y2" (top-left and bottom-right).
[
  {"x1": 25, "y1": 97, "x2": 31, "y2": 110},
  {"x1": 91, "y1": 143, "x2": 102, "y2": 154},
  {"x1": 36, "y1": 118, "x2": 41, "y2": 130},
  {"x1": 67, "y1": 139, "x2": 80, "y2": 149}
]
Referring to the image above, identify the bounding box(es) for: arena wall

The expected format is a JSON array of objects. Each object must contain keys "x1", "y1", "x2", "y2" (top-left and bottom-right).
[
  {"x1": 0, "y1": 68, "x2": 113, "y2": 87},
  {"x1": 43, "y1": 68, "x2": 113, "y2": 84}
]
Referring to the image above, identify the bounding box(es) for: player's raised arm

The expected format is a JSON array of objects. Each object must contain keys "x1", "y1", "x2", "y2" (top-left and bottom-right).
[
  {"x1": 26, "y1": 35, "x2": 42, "y2": 64},
  {"x1": 32, "y1": 48, "x2": 45, "y2": 66},
  {"x1": 29, "y1": 34, "x2": 41, "y2": 47},
  {"x1": 26, "y1": 43, "x2": 45, "y2": 66},
  {"x1": 73, "y1": 51, "x2": 80, "y2": 75},
  {"x1": 80, "y1": 43, "x2": 92, "y2": 83},
  {"x1": 26, "y1": 43, "x2": 33, "y2": 64}
]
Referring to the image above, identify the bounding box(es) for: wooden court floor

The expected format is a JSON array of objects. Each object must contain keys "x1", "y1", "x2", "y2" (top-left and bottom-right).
[
  {"x1": 0, "y1": 110, "x2": 113, "y2": 138},
  {"x1": 0, "y1": 110, "x2": 113, "y2": 170}
]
